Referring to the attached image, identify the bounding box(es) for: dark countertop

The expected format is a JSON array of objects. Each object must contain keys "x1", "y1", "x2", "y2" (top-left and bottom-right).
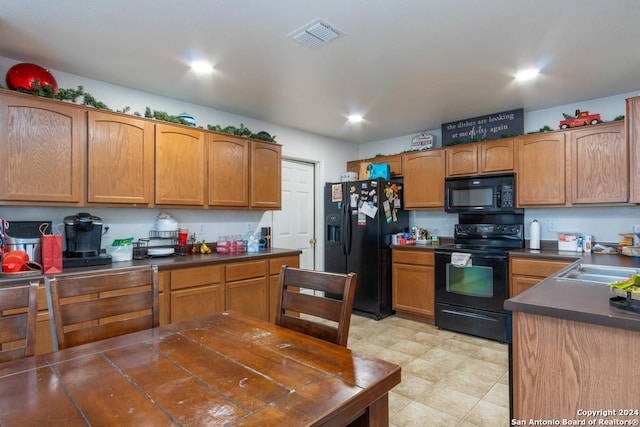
[
  {"x1": 505, "y1": 251, "x2": 640, "y2": 332},
  {"x1": 0, "y1": 248, "x2": 302, "y2": 284}
]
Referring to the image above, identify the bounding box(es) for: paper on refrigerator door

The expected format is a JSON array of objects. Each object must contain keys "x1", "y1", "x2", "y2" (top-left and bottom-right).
[{"x1": 360, "y1": 202, "x2": 378, "y2": 219}]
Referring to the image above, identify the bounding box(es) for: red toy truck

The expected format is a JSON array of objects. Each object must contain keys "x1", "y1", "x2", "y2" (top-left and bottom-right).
[{"x1": 559, "y1": 110, "x2": 602, "y2": 129}]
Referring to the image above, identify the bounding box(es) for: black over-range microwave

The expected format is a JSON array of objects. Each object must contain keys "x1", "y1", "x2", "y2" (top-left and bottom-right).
[{"x1": 444, "y1": 173, "x2": 522, "y2": 213}]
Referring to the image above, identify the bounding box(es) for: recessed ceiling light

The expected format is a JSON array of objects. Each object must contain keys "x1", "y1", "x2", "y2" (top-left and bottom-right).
[
  {"x1": 190, "y1": 61, "x2": 214, "y2": 73},
  {"x1": 348, "y1": 114, "x2": 363, "y2": 123},
  {"x1": 515, "y1": 68, "x2": 540, "y2": 81}
]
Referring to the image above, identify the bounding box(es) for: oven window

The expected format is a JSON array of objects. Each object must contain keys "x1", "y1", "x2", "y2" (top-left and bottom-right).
[
  {"x1": 446, "y1": 265, "x2": 493, "y2": 298},
  {"x1": 450, "y1": 187, "x2": 493, "y2": 207}
]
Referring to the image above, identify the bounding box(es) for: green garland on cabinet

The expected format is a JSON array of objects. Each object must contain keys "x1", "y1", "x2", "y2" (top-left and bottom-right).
[{"x1": 0, "y1": 81, "x2": 277, "y2": 142}]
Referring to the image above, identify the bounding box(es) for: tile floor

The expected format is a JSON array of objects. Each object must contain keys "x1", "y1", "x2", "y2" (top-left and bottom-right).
[{"x1": 347, "y1": 314, "x2": 510, "y2": 427}]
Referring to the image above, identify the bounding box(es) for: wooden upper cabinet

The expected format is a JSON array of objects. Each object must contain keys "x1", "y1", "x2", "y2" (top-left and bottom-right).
[
  {"x1": 87, "y1": 111, "x2": 154, "y2": 205},
  {"x1": 446, "y1": 139, "x2": 514, "y2": 177},
  {"x1": 0, "y1": 91, "x2": 84, "y2": 204},
  {"x1": 569, "y1": 122, "x2": 627, "y2": 204},
  {"x1": 208, "y1": 134, "x2": 250, "y2": 207},
  {"x1": 251, "y1": 141, "x2": 281, "y2": 209},
  {"x1": 480, "y1": 139, "x2": 515, "y2": 173},
  {"x1": 446, "y1": 144, "x2": 478, "y2": 176},
  {"x1": 154, "y1": 123, "x2": 205, "y2": 206},
  {"x1": 402, "y1": 149, "x2": 445, "y2": 209},
  {"x1": 516, "y1": 132, "x2": 568, "y2": 206},
  {"x1": 627, "y1": 96, "x2": 640, "y2": 203}
]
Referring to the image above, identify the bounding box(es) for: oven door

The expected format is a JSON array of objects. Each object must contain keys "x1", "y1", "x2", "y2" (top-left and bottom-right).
[{"x1": 434, "y1": 250, "x2": 508, "y2": 313}]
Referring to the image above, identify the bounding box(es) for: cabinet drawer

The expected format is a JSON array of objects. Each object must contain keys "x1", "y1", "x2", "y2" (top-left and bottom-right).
[
  {"x1": 226, "y1": 260, "x2": 267, "y2": 282},
  {"x1": 170, "y1": 265, "x2": 222, "y2": 290},
  {"x1": 269, "y1": 256, "x2": 300, "y2": 275},
  {"x1": 393, "y1": 250, "x2": 434, "y2": 266},
  {"x1": 510, "y1": 258, "x2": 570, "y2": 278}
]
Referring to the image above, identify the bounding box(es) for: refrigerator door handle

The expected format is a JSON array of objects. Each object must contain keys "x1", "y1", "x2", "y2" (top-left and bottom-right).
[{"x1": 344, "y1": 200, "x2": 352, "y2": 256}]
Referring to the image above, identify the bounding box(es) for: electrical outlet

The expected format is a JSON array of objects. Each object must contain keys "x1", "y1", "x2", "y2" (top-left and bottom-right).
[
  {"x1": 199, "y1": 224, "x2": 205, "y2": 233},
  {"x1": 547, "y1": 220, "x2": 557, "y2": 232},
  {"x1": 247, "y1": 223, "x2": 253, "y2": 232}
]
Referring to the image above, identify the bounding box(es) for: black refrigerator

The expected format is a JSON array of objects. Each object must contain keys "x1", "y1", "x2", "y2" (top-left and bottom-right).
[{"x1": 324, "y1": 179, "x2": 409, "y2": 319}]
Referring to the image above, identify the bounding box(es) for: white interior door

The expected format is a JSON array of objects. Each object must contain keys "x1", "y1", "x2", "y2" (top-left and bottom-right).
[{"x1": 272, "y1": 159, "x2": 316, "y2": 269}]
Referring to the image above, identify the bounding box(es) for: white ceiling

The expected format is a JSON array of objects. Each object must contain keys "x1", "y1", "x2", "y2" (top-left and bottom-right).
[{"x1": 1, "y1": 0, "x2": 639, "y2": 143}]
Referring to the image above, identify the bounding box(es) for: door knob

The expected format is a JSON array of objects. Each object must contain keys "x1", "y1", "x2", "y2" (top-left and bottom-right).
[{"x1": 309, "y1": 238, "x2": 317, "y2": 244}]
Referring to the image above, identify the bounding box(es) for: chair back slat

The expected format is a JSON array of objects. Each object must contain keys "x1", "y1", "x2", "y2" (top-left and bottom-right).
[
  {"x1": 275, "y1": 266, "x2": 357, "y2": 347},
  {"x1": 0, "y1": 282, "x2": 39, "y2": 362},
  {"x1": 46, "y1": 265, "x2": 159, "y2": 351}
]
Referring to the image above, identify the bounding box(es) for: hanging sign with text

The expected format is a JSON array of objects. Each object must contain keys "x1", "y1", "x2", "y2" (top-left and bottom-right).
[{"x1": 441, "y1": 108, "x2": 524, "y2": 146}]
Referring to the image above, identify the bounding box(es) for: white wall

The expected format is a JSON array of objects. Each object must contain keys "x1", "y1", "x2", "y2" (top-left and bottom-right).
[
  {"x1": 0, "y1": 55, "x2": 357, "y2": 262},
  {"x1": 358, "y1": 90, "x2": 640, "y2": 245}
]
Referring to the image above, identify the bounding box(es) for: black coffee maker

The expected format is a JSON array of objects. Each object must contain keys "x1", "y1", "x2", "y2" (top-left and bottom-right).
[{"x1": 63, "y1": 213, "x2": 103, "y2": 257}]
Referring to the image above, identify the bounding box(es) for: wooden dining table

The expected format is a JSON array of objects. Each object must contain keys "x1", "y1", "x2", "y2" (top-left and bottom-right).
[{"x1": 0, "y1": 311, "x2": 401, "y2": 426}]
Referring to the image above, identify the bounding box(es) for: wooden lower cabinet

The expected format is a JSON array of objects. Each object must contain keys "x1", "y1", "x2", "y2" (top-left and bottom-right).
[
  {"x1": 169, "y1": 265, "x2": 224, "y2": 323},
  {"x1": 509, "y1": 257, "x2": 572, "y2": 297},
  {"x1": 512, "y1": 311, "x2": 640, "y2": 419},
  {"x1": 392, "y1": 249, "x2": 435, "y2": 322},
  {"x1": 225, "y1": 260, "x2": 269, "y2": 321}
]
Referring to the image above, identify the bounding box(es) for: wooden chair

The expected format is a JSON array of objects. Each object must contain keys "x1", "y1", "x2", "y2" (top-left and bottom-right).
[
  {"x1": 0, "y1": 281, "x2": 39, "y2": 363},
  {"x1": 275, "y1": 265, "x2": 357, "y2": 347},
  {"x1": 45, "y1": 265, "x2": 159, "y2": 351}
]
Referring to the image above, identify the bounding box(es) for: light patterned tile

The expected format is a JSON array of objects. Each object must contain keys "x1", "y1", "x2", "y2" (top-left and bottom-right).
[
  {"x1": 454, "y1": 358, "x2": 507, "y2": 384},
  {"x1": 391, "y1": 372, "x2": 434, "y2": 400},
  {"x1": 415, "y1": 385, "x2": 480, "y2": 419},
  {"x1": 347, "y1": 313, "x2": 510, "y2": 425},
  {"x1": 388, "y1": 391, "x2": 412, "y2": 417},
  {"x1": 403, "y1": 357, "x2": 451, "y2": 383},
  {"x1": 470, "y1": 346, "x2": 509, "y2": 366},
  {"x1": 418, "y1": 346, "x2": 468, "y2": 371},
  {"x1": 436, "y1": 369, "x2": 496, "y2": 398},
  {"x1": 462, "y1": 400, "x2": 510, "y2": 426},
  {"x1": 390, "y1": 401, "x2": 459, "y2": 427},
  {"x1": 483, "y1": 382, "x2": 510, "y2": 409},
  {"x1": 388, "y1": 339, "x2": 432, "y2": 357}
]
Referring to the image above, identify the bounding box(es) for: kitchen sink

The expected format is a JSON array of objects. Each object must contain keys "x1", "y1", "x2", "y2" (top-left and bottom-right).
[{"x1": 556, "y1": 264, "x2": 640, "y2": 284}]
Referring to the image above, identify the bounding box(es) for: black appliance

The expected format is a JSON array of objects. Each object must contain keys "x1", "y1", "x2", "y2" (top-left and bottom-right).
[
  {"x1": 63, "y1": 213, "x2": 111, "y2": 267},
  {"x1": 444, "y1": 173, "x2": 522, "y2": 214},
  {"x1": 434, "y1": 213, "x2": 524, "y2": 342},
  {"x1": 324, "y1": 179, "x2": 409, "y2": 319}
]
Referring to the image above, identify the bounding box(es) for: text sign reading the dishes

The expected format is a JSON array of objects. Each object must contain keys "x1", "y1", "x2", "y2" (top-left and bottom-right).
[{"x1": 441, "y1": 108, "x2": 524, "y2": 146}]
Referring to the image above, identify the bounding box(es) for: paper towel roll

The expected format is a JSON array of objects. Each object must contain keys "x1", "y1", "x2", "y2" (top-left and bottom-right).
[{"x1": 530, "y1": 219, "x2": 540, "y2": 250}]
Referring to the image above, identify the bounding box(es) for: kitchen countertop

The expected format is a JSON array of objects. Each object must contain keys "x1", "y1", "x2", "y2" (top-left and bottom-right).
[
  {"x1": 505, "y1": 251, "x2": 640, "y2": 332},
  {"x1": 0, "y1": 248, "x2": 302, "y2": 283}
]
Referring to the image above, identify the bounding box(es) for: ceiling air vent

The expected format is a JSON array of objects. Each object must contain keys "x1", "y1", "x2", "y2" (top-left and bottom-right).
[{"x1": 289, "y1": 19, "x2": 344, "y2": 48}]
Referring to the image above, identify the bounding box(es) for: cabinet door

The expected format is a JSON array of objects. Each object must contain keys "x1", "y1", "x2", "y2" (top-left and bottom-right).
[
  {"x1": 208, "y1": 134, "x2": 249, "y2": 207},
  {"x1": 87, "y1": 111, "x2": 154, "y2": 205},
  {"x1": 171, "y1": 284, "x2": 225, "y2": 323},
  {"x1": 480, "y1": 138, "x2": 514, "y2": 173},
  {"x1": 155, "y1": 123, "x2": 205, "y2": 205},
  {"x1": 446, "y1": 144, "x2": 478, "y2": 176},
  {"x1": 510, "y1": 276, "x2": 542, "y2": 297},
  {"x1": 0, "y1": 91, "x2": 84, "y2": 203},
  {"x1": 570, "y1": 122, "x2": 627, "y2": 204},
  {"x1": 392, "y1": 263, "x2": 434, "y2": 316},
  {"x1": 251, "y1": 141, "x2": 282, "y2": 209},
  {"x1": 627, "y1": 96, "x2": 640, "y2": 203},
  {"x1": 226, "y1": 277, "x2": 269, "y2": 321},
  {"x1": 402, "y1": 150, "x2": 445, "y2": 209},
  {"x1": 517, "y1": 133, "x2": 568, "y2": 206}
]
